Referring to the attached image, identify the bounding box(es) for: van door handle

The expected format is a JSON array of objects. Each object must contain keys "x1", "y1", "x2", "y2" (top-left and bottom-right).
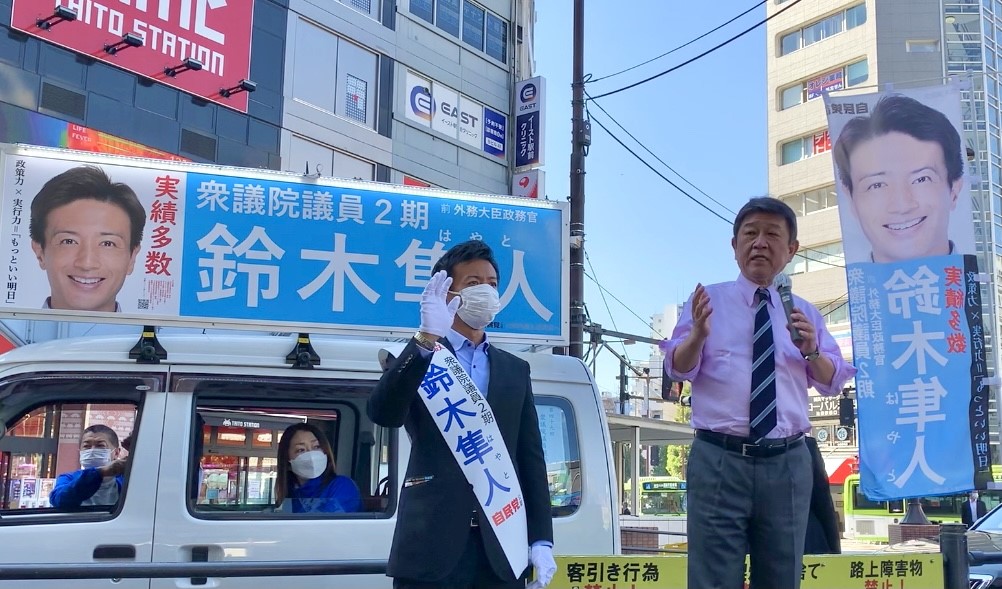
[
  {"x1": 93, "y1": 545, "x2": 136, "y2": 559},
  {"x1": 191, "y1": 545, "x2": 209, "y2": 586}
]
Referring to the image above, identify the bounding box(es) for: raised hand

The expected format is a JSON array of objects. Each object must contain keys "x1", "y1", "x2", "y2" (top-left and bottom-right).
[
  {"x1": 419, "y1": 270, "x2": 461, "y2": 338},
  {"x1": 690, "y1": 283, "x2": 712, "y2": 341}
]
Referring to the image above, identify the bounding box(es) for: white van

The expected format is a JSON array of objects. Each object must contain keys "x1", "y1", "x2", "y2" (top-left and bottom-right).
[{"x1": 0, "y1": 333, "x2": 619, "y2": 588}]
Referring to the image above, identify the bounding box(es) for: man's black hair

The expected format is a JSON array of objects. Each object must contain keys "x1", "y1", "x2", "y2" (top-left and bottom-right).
[
  {"x1": 833, "y1": 94, "x2": 963, "y2": 195},
  {"x1": 431, "y1": 240, "x2": 500, "y2": 279},
  {"x1": 733, "y1": 197, "x2": 798, "y2": 244},
  {"x1": 82, "y1": 424, "x2": 120, "y2": 447},
  {"x1": 29, "y1": 166, "x2": 146, "y2": 250}
]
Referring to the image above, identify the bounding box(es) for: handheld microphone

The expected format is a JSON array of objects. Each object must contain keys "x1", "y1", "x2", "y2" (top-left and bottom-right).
[{"x1": 772, "y1": 273, "x2": 804, "y2": 344}]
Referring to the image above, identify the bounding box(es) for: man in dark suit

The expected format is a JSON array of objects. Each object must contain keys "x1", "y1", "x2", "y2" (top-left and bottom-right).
[
  {"x1": 963, "y1": 490, "x2": 988, "y2": 526},
  {"x1": 368, "y1": 240, "x2": 556, "y2": 589}
]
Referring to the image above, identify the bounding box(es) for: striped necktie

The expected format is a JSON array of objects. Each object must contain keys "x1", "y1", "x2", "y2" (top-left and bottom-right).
[{"x1": 749, "y1": 287, "x2": 777, "y2": 441}]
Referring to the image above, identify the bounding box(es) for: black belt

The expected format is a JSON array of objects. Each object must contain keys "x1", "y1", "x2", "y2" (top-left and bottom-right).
[{"x1": 695, "y1": 429, "x2": 804, "y2": 458}]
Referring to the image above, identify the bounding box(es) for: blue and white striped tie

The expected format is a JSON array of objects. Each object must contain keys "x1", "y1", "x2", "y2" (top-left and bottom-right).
[{"x1": 749, "y1": 288, "x2": 777, "y2": 441}]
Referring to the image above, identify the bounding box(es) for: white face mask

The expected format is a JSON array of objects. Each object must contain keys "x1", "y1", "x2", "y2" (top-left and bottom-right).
[
  {"x1": 290, "y1": 450, "x2": 328, "y2": 480},
  {"x1": 453, "y1": 283, "x2": 500, "y2": 330},
  {"x1": 80, "y1": 448, "x2": 112, "y2": 469}
]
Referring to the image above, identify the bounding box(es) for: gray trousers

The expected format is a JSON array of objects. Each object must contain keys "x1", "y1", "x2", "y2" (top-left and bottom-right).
[{"x1": 686, "y1": 437, "x2": 812, "y2": 589}]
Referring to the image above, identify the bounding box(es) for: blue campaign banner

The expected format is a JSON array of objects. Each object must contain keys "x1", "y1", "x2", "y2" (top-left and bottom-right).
[
  {"x1": 0, "y1": 145, "x2": 568, "y2": 344},
  {"x1": 849, "y1": 255, "x2": 987, "y2": 500}
]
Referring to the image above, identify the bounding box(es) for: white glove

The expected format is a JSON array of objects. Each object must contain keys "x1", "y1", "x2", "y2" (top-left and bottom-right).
[
  {"x1": 527, "y1": 544, "x2": 556, "y2": 589},
  {"x1": 419, "y1": 270, "x2": 461, "y2": 338}
]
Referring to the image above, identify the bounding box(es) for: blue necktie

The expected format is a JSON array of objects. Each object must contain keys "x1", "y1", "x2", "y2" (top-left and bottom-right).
[{"x1": 750, "y1": 288, "x2": 777, "y2": 441}]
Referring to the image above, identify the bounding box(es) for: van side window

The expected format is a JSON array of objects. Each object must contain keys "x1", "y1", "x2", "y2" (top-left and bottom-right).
[
  {"x1": 182, "y1": 375, "x2": 391, "y2": 519},
  {"x1": 2, "y1": 401, "x2": 139, "y2": 515},
  {"x1": 537, "y1": 397, "x2": 581, "y2": 517}
]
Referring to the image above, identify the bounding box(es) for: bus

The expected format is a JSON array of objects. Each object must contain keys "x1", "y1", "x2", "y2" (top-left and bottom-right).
[
  {"x1": 624, "y1": 476, "x2": 687, "y2": 516},
  {"x1": 842, "y1": 472, "x2": 1002, "y2": 543}
]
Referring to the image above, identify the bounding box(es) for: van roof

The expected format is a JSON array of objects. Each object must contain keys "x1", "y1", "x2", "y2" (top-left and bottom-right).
[{"x1": 0, "y1": 334, "x2": 594, "y2": 385}]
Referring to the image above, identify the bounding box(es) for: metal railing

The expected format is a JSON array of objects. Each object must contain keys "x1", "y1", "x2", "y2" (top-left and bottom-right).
[{"x1": 0, "y1": 560, "x2": 387, "y2": 580}]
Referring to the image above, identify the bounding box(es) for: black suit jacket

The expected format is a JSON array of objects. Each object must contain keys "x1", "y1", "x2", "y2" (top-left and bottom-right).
[
  {"x1": 962, "y1": 498, "x2": 988, "y2": 526},
  {"x1": 367, "y1": 338, "x2": 553, "y2": 582},
  {"x1": 804, "y1": 436, "x2": 841, "y2": 554}
]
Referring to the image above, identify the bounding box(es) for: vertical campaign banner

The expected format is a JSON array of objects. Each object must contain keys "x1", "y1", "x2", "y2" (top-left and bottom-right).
[
  {"x1": 0, "y1": 145, "x2": 569, "y2": 345},
  {"x1": 824, "y1": 83, "x2": 990, "y2": 500}
]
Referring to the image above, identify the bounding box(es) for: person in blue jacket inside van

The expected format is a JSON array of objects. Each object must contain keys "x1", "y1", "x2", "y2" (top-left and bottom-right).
[
  {"x1": 50, "y1": 424, "x2": 128, "y2": 509},
  {"x1": 274, "y1": 422, "x2": 361, "y2": 513}
]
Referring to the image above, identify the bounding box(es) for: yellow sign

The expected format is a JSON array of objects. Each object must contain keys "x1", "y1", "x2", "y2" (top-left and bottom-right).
[{"x1": 551, "y1": 554, "x2": 944, "y2": 589}]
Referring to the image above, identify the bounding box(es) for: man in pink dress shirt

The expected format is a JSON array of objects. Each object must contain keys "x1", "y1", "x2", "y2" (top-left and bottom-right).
[{"x1": 662, "y1": 197, "x2": 856, "y2": 589}]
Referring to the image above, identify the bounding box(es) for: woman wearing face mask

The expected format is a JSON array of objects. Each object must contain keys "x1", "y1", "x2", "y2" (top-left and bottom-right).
[
  {"x1": 274, "y1": 422, "x2": 361, "y2": 513},
  {"x1": 50, "y1": 424, "x2": 129, "y2": 509}
]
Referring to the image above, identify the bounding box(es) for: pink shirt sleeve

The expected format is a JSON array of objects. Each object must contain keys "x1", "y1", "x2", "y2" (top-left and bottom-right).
[
  {"x1": 660, "y1": 292, "x2": 701, "y2": 381},
  {"x1": 801, "y1": 299, "x2": 857, "y2": 395}
]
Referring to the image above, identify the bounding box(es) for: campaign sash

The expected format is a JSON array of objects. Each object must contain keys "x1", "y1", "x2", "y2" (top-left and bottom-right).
[{"x1": 414, "y1": 344, "x2": 529, "y2": 577}]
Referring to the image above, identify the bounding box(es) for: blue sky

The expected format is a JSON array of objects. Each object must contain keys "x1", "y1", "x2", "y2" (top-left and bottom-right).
[{"x1": 534, "y1": 1, "x2": 769, "y2": 393}]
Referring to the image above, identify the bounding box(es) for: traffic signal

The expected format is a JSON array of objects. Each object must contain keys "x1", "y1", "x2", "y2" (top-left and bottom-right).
[
  {"x1": 839, "y1": 392, "x2": 855, "y2": 427},
  {"x1": 661, "y1": 372, "x2": 679, "y2": 402},
  {"x1": 650, "y1": 445, "x2": 660, "y2": 466}
]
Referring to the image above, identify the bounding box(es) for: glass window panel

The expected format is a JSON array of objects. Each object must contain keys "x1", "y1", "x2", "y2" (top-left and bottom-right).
[
  {"x1": 824, "y1": 14, "x2": 844, "y2": 37},
  {"x1": 343, "y1": 0, "x2": 373, "y2": 15},
  {"x1": 3, "y1": 400, "x2": 140, "y2": 512},
  {"x1": 485, "y1": 13, "x2": 507, "y2": 63},
  {"x1": 803, "y1": 22, "x2": 824, "y2": 46},
  {"x1": 344, "y1": 74, "x2": 367, "y2": 123},
  {"x1": 791, "y1": 255, "x2": 808, "y2": 275},
  {"x1": 846, "y1": 4, "x2": 867, "y2": 29},
  {"x1": 292, "y1": 20, "x2": 338, "y2": 113},
  {"x1": 436, "y1": 0, "x2": 461, "y2": 37},
  {"x1": 462, "y1": 1, "x2": 485, "y2": 50},
  {"x1": 781, "y1": 85, "x2": 804, "y2": 109},
  {"x1": 781, "y1": 31, "x2": 801, "y2": 55},
  {"x1": 538, "y1": 400, "x2": 581, "y2": 517},
  {"x1": 829, "y1": 303, "x2": 848, "y2": 324},
  {"x1": 846, "y1": 59, "x2": 868, "y2": 86},
  {"x1": 410, "y1": 0, "x2": 433, "y2": 23},
  {"x1": 824, "y1": 187, "x2": 839, "y2": 209},
  {"x1": 804, "y1": 190, "x2": 823, "y2": 213},
  {"x1": 782, "y1": 194, "x2": 804, "y2": 216},
  {"x1": 781, "y1": 139, "x2": 804, "y2": 165}
]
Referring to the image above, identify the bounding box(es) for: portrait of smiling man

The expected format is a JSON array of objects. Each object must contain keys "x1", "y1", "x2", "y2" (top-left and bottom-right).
[
  {"x1": 29, "y1": 165, "x2": 147, "y2": 313},
  {"x1": 832, "y1": 93, "x2": 967, "y2": 263}
]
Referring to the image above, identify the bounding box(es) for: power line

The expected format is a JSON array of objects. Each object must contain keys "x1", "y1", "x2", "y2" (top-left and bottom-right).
[
  {"x1": 588, "y1": 108, "x2": 846, "y2": 269},
  {"x1": 821, "y1": 296, "x2": 849, "y2": 320},
  {"x1": 586, "y1": 93, "x2": 736, "y2": 216},
  {"x1": 584, "y1": 269, "x2": 667, "y2": 340},
  {"x1": 585, "y1": 92, "x2": 845, "y2": 267},
  {"x1": 589, "y1": 111, "x2": 734, "y2": 223},
  {"x1": 585, "y1": 250, "x2": 632, "y2": 364},
  {"x1": 588, "y1": 0, "x2": 805, "y2": 101},
  {"x1": 587, "y1": 0, "x2": 766, "y2": 85}
]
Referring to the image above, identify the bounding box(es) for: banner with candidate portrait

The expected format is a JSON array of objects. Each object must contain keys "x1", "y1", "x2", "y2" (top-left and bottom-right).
[
  {"x1": 0, "y1": 144, "x2": 569, "y2": 345},
  {"x1": 824, "y1": 82, "x2": 991, "y2": 500}
]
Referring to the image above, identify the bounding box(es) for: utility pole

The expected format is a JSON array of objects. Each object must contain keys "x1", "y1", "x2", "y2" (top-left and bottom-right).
[
  {"x1": 568, "y1": 0, "x2": 588, "y2": 358},
  {"x1": 643, "y1": 367, "x2": 650, "y2": 417}
]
